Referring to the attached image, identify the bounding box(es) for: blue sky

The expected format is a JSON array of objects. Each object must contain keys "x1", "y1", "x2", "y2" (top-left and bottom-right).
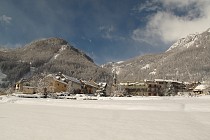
[{"x1": 0, "y1": 0, "x2": 210, "y2": 64}]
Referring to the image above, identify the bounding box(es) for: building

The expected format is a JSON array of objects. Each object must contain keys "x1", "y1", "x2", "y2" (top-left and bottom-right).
[
  {"x1": 119, "y1": 81, "x2": 148, "y2": 96},
  {"x1": 39, "y1": 73, "x2": 99, "y2": 94},
  {"x1": 118, "y1": 79, "x2": 188, "y2": 96},
  {"x1": 81, "y1": 80, "x2": 99, "y2": 94},
  {"x1": 15, "y1": 79, "x2": 37, "y2": 94},
  {"x1": 22, "y1": 86, "x2": 36, "y2": 94},
  {"x1": 62, "y1": 75, "x2": 82, "y2": 94},
  {"x1": 155, "y1": 79, "x2": 186, "y2": 96},
  {"x1": 193, "y1": 84, "x2": 210, "y2": 95},
  {"x1": 40, "y1": 74, "x2": 68, "y2": 93},
  {"x1": 146, "y1": 80, "x2": 161, "y2": 96},
  {"x1": 40, "y1": 73, "x2": 82, "y2": 94}
]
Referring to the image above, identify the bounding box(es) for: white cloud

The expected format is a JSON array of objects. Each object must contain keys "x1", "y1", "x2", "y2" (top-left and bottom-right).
[
  {"x1": 0, "y1": 15, "x2": 12, "y2": 24},
  {"x1": 132, "y1": 0, "x2": 210, "y2": 45},
  {"x1": 160, "y1": 0, "x2": 200, "y2": 8},
  {"x1": 99, "y1": 25, "x2": 115, "y2": 39},
  {"x1": 99, "y1": 25, "x2": 125, "y2": 41},
  {"x1": 133, "y1": 0, "x2": 160, "y2": 13}
]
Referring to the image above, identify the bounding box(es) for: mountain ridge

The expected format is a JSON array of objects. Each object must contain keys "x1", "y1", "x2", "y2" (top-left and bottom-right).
[
  {"x1": 0, "y1": 38, "x2": 112, "y2": 87},
  {"x1": 103, "y1": 28, "x2": 210, "y2": 83}
]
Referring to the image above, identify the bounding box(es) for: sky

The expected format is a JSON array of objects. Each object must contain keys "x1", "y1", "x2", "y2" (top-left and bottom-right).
[{"x1": 0, "y1": 0, "x2": 210, "y2": 64}]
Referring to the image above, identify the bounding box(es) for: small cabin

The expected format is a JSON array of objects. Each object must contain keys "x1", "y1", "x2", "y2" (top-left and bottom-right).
[{"x1": 15, "y1": 79, "x2": 37, "y2": 94}]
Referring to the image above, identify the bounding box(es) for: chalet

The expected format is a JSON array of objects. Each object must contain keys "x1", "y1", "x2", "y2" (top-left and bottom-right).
[
  {"x1": 15, "y1": 79, "x2": 37, "y2": 94},
  {"x1": 81, "y1": 80, "x2": 99, "y2": 94},
  {"x1": 62, "y1": 74, "x2": 82, "y2": 94},
  {"x1": 40, "y1": 74, "x2": 68, "y2": 93},
  {"x1": 39, "y1": 73, "x2": 83, "y2": 94}
]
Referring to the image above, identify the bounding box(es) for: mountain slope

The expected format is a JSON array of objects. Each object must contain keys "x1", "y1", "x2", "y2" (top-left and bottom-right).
[
  {"x1": 106, "y1": 28, "x2": 210, "y2": 82},
  {"x1": 0, "y1": 38, "x2": 112, "y2": 85}
]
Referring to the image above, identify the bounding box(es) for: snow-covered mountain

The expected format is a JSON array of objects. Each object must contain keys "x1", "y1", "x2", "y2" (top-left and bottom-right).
[
  {"x1": 0, "y1": 38, "x2": 112, "y2": 86},
  {"x1": 167, "y1": 28, "x2": 210, "y2": 52},
  {"x1": 103, "y1": 28, "x2": 210, "y2": 82}
]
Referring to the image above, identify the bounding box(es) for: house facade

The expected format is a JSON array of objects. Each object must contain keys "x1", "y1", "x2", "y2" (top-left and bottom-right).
[
  {"x1": 146, "y1": 80, "x2": 161, "y2": 96},
  {"x1": 118, "y1": 79, "x2": 188, "y2": 96},
  {"x1": 155, "y1": 79, "x2": 186, "y2": 96},
  {"x1": 15, "y1": 79, "x2": 37, "y2": 94},
  {"x1": 40, "y1": 74, "x2": 68, "y2": 93},
  {"x1": 120, "y1": 82, "x2": 148, "y2": 96},
  {"x1": 22, "y1": 86, "x2": 36, "y2": 94},
  {"x1": 39, "y1": 73, "x2": 99, "y2": 94},
  {"x1": 81, "y1": 80, "x2": 99, "y2": 94}
]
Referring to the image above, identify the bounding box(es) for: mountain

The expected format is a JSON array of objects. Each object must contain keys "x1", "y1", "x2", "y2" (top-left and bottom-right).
[
  {"x1": 0, "y1": 38, "x2": 112, "y2": 87},
  {"x1": 103, "y1": 28, "x2": 210, "y2": 82}
]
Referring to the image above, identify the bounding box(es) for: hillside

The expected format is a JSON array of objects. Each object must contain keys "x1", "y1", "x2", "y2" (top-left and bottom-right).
[
  {"x1": 104, "y1": 28, "x2": 210, "y2": 82},
  {"x1": 0, "y1": 38, "x2": 112, "y2": 86}
]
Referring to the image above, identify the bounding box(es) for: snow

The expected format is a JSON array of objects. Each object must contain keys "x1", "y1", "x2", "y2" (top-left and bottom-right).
[
  {"x1": 149, "y1": 69, "x2": 156, "y2": 75},
  {"x1": 54, "y1": 54, "x2": 60, "y2": 59},
  {"x1": 185, "y1": 40, "x2": 195, "y2": 48},
  {"x1": 112, "y1": 65, "x2": 121, "y2": 75},
  {"x1": 194, "y1": 84, "x2": 208, "y2": 91},
  {"x1": 1, "y1": 95, "x2": 210, "y2": 140},
  {"x1": 149, "y1": 71, "x2": 156, "y2": 75},
  {"x1": 116, "y1": 61, "x2": 124, "y2": 64},
  {"x1": 166, "y1": 38, "x2": 184, "y2": 52},
  {"x1": 53, "y1": 45, "x2": 67, "y2": 60},
  {"x1": 166, "y1": 33, "x2": 199, "y2": 52},
  {"x1": 141, "y1": 64, "x2": 150, "y2": 70},
  {"x1": 60, "y1": 45, "x2": 67, "y2": 51}
]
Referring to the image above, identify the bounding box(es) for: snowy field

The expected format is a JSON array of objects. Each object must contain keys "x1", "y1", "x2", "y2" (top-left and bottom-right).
[{"x1": 1, "y1": 96, "x2": 210, "y2": 140}]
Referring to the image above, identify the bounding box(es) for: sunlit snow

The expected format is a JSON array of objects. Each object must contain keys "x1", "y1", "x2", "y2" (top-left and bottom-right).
[
  {"x1": 141, "y1": 64, "x2": 150, "y2": 70},
  {"x1": 1, "y1": 96, "x2": 210, "y2": 140}
]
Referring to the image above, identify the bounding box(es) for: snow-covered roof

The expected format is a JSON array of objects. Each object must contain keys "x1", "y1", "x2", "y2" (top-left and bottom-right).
[
  {"x1": 155, "y1": 79, "x2": 173, "y2": 82},
  {"x1": 99, "y1": 82, "x2": 107, "y2": 87},
  {"x1": 119, "y1": 82, "x2": 145, "y2": 86},
  {"x1": 62, "y1": 74, "x2": 81, "y2": 84},
  {"x1": 46, "y1": 74, "x2": 80, "y2": 85},
  {"x1": 194, "y1": 84, "x2": 208, "y2": 91},
  {"x1": 81, "y1": 80, "x2": 99, "y2": 88},
  {"x1": 155, "y1": 79, "x2": 183, "y2": 84}
]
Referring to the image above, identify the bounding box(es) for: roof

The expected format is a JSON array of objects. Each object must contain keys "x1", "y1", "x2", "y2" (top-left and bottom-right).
[
  {"x1": 62, "y1": 74, "x2": 81, "y2": 84},
  {"x1": 119, "y1": 82, "x2": 146, "y2": 86},
  {"x1": 46, "y1": 74, "x2": 68, "y2": 85},
  {"x1": 155, "y1": 79, "x2": 183, "y2": 84},
  {"x1": 194, "y1": 84, "x2": 208, "y2": 91},
  {"x1": 81, "y1": 80, "x2": 99, "y2": 89},
  {"x1": 99, "y1": 82, "x2": 107, "y2": 88}
]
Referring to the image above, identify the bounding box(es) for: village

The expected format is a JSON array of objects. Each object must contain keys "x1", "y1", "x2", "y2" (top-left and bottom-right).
[{"x1": 12, "y1": 70, "x2": 210, "y2": 99}]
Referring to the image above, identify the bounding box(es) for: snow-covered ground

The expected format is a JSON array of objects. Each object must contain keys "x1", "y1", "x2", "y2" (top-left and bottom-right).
[{"x1": 1, "y1": 95, "x2": 210, "y2": 140}]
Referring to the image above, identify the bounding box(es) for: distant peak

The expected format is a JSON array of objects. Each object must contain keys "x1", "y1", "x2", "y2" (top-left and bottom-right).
[
  {"x1": 27, "y1": 37, "x2": 68, "y2": 46},
  {"x1": 166, "y1": 31, "x2": 202, "y2": 52},
  {"x1": 205, "y1": 28, "x2": 210, "y2": 33}
]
